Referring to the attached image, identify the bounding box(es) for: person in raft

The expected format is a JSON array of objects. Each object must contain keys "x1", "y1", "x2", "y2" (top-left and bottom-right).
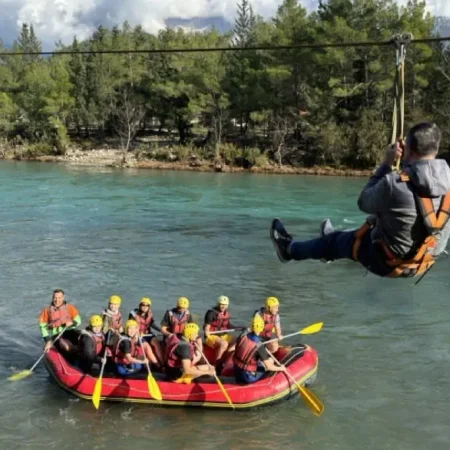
[
  {"x1": 164, "y1": 323, "x2": 215, "y2": 382},
  {"x1": 233, "y1": 315, "x2": 286, "y2": 384},
  {"x1": 203, "y1": 295, "x2": 238, "y2": 365},
  {"x1": 78, "y1": 315, "x2": 108, "y2": 373},
  {"x1": 39, "y1": 289, "x2": 82, "y2": 353},
  {"x1": 129, "y1": 297, "x2": 164, "y2": 367},
  {"x1": 254, "y1": 296, "x2": 283, "y2": 354},
  {"x1": 102, "y1": 295, "x2": 124, "y2": 335},
  {"x1": 161, "y1": 296, "x2": 203, "y2": 355},
  {"x1": 270, "y1": 123, "x2": 450, "y2": 279},
  {"x1": 112, "y1": 319, "x2": 157, "y2": 376}
]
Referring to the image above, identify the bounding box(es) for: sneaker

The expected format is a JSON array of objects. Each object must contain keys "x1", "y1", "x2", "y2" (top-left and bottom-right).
[
  {"x1": 319, "y1": 218, "x2": 333, "y2": 264},
  {"x1": 270, "y1": 218, "x2": 293, "y2": 263},
  {"x1": 320, "y1": 219, "x2": 334, "y2": 237}
]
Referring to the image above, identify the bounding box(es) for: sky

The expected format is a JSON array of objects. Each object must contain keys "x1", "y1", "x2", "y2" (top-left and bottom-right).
[{"x1": 0, "y1": 0, "x2": 448, "y2": 49}]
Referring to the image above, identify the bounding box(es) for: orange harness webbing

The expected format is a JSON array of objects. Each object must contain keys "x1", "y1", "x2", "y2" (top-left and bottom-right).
[{"x1": 352, "y1": 173, "x2": 450, "y2": 278}]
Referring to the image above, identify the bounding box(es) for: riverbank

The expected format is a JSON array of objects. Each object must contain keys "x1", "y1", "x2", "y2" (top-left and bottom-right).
[{"x1": 0, "y1": 146, "x2": 374, "y2": 177}]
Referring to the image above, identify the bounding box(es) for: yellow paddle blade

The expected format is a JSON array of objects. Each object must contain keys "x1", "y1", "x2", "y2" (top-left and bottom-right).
[
  {"x1": 147, "y1": 373, "x2": 162, "y2": 401},
  {"x1": 215, "y1": 375, "x2": 234, "y2": 409},
  {"x1": 92, "y1": 377, "x2": 103, "y2": 410},
  {"x1": 8, "y1": 370, "x2": 33, "y2": 381},
  {"x1": 297, "y1": 383, "x2": 324, "y2": 417},
  {"x1": 299, "y1": 322, "x2": 323, "y2": 335}
]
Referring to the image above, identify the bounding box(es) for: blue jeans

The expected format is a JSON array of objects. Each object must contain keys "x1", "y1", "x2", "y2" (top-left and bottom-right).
[
  {"x1": 116, "y1": 363, "x2": 143, "y2": 376},
  {"x1": 234, "y1": 363, "x2": 265, "y2": 384},
  {"x1": 289, "y1": 229, "x2": 393, "y2": 277}
]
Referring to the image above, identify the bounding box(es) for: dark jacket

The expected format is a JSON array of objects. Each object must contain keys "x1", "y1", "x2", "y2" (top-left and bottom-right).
[{"x1": 357, "y1": 159, "x2": 450, "y2": 258}]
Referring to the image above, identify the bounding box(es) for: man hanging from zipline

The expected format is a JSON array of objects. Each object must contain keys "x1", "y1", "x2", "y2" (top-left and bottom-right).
[{"x1": 270, "y1": 122, "x2": 450, "y2": 279}]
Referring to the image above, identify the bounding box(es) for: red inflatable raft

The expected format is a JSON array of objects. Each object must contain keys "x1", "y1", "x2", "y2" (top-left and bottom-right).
[{"x1": 44, "y1": 343, "x2": 319, "y2": 409}]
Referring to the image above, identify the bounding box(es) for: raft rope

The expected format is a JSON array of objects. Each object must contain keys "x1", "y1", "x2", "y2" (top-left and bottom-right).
[{"x1": 390, "y1": 33, "x2": 412, "y2": 172}]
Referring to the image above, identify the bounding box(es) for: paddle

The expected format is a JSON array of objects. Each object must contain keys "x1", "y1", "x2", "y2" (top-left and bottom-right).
[
  {"x1": 262, "y1": 322, "x2": 323, "y2": 346},
  {"x1": 8, "y1": 327, "x2": 67, "y2": 381},
  {"x1": 209, "y1": 327, "x2": 247, "y2": 335},
  {"x1": 138, "y1": 335, "x2": 163, "y2": 401},
  {"x1": 194, "y1": 342, "x2": 235, "y2": 409},
  {"x1": 266, "y1": 348, "x2": 324, "y2": 417},
  {"x1": 92, "y1": 348, "x2": 109, "y2": 410},
  {"x1": 130, "y1": 309, "x2": 163, "y2": 401}
]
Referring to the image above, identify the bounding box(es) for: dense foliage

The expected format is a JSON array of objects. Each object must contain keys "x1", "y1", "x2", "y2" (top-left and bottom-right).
[{"x1": 0, "y1": 0, "x2": 449, "y2": 169}]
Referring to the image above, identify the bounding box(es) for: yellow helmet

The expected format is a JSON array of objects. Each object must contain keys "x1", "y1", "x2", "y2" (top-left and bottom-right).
[
  {"x1": 265, "y1": 296, "x2": 279, "y2": 308},
  {"x1": 125, "y1": 319, "x2": 138, "y2": 332},
  {"x1": 177, "y1": 296, "x2": 190, "y2": 309},
  {"x1": 140, "y1": 297, "x2": 152, "y2": 306},
  {"x1": 251, "y1": 315, "x2": 265, "y2": 334},
  {"x1": 183, "y1": 323, "x2": 199, "y2": 341},
  {"x1": 217, "y1": 295, "x2": 229, "y2": 306},
  {"x1": 89, "y1": 314, "x2": 103, "y2": 327},
  {"x1": 109, "y1": 295, "x2": 122, "y2": 306}
]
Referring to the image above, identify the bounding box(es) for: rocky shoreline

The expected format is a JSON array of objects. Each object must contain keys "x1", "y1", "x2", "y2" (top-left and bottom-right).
[{"x1": 0, "y1": 147, "x2": 374, "y2": 177}]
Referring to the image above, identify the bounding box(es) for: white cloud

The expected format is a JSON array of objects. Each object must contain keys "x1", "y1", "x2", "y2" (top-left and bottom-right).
[{"x1": 0, "y1": 0, "x2": 448, "y2": 50}]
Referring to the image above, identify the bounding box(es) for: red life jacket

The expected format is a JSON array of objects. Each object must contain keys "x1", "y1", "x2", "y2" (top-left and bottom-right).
[
  {"x1": 113, "y1": 336, "x2": 143, "y2": 365},
  {"x1": 256, "y1": 308, "x2": 277, "y2": 339},
  {"x1": 133, "y1": 309, "x2": 153, "y2": 334},
  {"x1": 352, "y1": 173, "x2": 450, "y2": 278},
  {"x1": 80, "y1": 329, "x2": 104, "y2": 356},
  {"x1": 168, "y1": 309, "x2": 190, "y2": 335},
  {"x1": 48, "y1": 303, "x2": 72, "y2": 328},
  {"x1": 165, "y1": 334, "x2": 194, "y2": 369},
  {"x1": 206, "y1": 308, "x2": 230, "y2": 332},
  {"x1": 103, "y1": 309, "x2": 122, "y2": 332},
  {"x1": 233, "y1": 335, "x2": 258, "y2": 372}
]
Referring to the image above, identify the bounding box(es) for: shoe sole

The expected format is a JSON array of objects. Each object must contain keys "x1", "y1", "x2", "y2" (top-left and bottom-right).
[{"x1": 270, "y1": 218, "x2": 289, "y2": 263}]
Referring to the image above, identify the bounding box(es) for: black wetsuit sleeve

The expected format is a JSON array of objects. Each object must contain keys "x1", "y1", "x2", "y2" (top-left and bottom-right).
[
  {"x1": 161, "y1": 311, "x2": 170, "y2": 327},
  {"x1": 256, "y1": 345, "x2": 270, "y2": 362},
  {"x1": 174, "y1": 342, "x2": 192, "y2": 360},
  {"x1": 204, "y1": 310, "x2": 216, "y2": 325},
  {"x1": 80, "y1": 335, "x2": 97, "y2": 363}
]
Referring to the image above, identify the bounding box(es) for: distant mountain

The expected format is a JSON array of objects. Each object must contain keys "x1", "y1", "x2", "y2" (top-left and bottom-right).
[{"x1": 165, "y1": 16, "x2": 233, "y2": 33}]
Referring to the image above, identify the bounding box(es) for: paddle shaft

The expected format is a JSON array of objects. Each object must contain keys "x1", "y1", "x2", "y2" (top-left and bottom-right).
[
  {"x1": 267, "y1": 349, "x2": 324, "y2": 417},
  {"x1": 32, "y1": 327, "x2": 67, "y2": 371},
  {"x1": 193, "y1": 343, "x2": 235, "y2": 409},
  {"x1": 262, "y1": 330, "x2": 301, "y2": 346}
]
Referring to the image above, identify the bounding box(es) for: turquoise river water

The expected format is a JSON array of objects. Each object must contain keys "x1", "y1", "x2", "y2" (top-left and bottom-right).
[{"x1": 0, "y1": 161, "x2": 449, "y2": 450}]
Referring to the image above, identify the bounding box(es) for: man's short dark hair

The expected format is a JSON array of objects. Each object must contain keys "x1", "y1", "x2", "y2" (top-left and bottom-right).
[
  {"x1": 407, "y1": 122, "x2": 441, "y2": 156},
  {"x1": 53, "y1": 289, "x2": 65, "y2": 295}
]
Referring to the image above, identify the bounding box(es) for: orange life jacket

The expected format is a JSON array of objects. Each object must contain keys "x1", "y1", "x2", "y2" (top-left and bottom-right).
[
  {"x1": 352, "y1": 172, "x2": 450, "y2": 278},
  {"x1": 255, "y1": 308, "x2": 277, "y2": 339},
  {"x1": 80, "y1": 329, "x2": 104, "y2": 356},
  {"x1": 103, "y1": 309, "x2": 122, "y2": 331},
  {"x1": 113, "y1": 335, "x2": 143, "y2": 365},
  {"x1": 133, "y1": 309, "x2": 153, "y2": 334},
  {"x1": 233, "y1": 335, "x2": 259, "y2": 372},
  {"x1": 48, "y1": 304, "x2": 72, "y2": 329},
  {"x1": 165, "y1": 334, "x2": 194, "y2": 369},
  {"x1": 205, "y1": 308, "x2": 230, "y2": 332},
  {"x1": 168, "y1": 309, "x2": 190, "y2": 335}
]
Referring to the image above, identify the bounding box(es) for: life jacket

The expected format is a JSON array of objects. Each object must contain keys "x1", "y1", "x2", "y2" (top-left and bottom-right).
[
  {"x1": 205, "y1": 307, "x2": 230, "y2": 332},
  {"x1": 255, "y1": 308, "x2": 277, "y2": 339},
  {"x1": 133, "y1": 309, "x2": 153, "y2": 334},
  {"x1": 165, "y1": 334, "x2": 194, "y2": 369},
  {"x1": 113, "y1": 335, "x2": 143, "y2": 365},
  {"x1": 168, "y1": 309, "x2": 190, "y2": 335},
  {"x1": 233, "y1": 334, "x2": 259, "y2": 372},
  {"x1": 103, "y1": 309, "x2": 122, "y2": 332},
  {"x1": 48, "y1": 303, "x2": 72, "y2": 329},
  {"x1": 352, "y1": 172, "x2": 450, "y2": 278},
  {"x1": 79, "y1": 329, "x2": 104, "y2": 356}
]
